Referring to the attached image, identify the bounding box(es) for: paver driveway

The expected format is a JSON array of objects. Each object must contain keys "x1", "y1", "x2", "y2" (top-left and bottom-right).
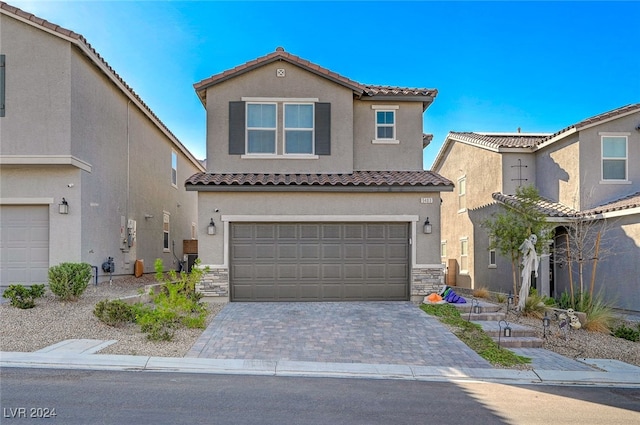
[{"x1": 187, "y1": 302, "x2": 492, "y2": 368}]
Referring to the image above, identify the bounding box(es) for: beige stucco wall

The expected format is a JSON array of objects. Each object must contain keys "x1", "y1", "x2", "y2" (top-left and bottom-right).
[
  {"x1": 203, "y1": 62, "x2": 355, "y2": 173},
  {"x1": 197, "y1": 190, "x2": 443, "y2": 266},
  {"x1": 0, "y1": 14, "x2": 72, "y2": 154},
  {"x1": 501, "y1": 152, "x2": 536, "y2": 195},
  {"x1": 435, "y1": 141, "x2": 504, "y2": 289},
  {"x1": 353, "y1": 100, "x2": 425, "y2": 171},
  {"x1": 536, "y1": 135, "x2": 580, "y2": 208},
  {"x1": 1, "y1": 13, "x2": 202, "y2": 280}
]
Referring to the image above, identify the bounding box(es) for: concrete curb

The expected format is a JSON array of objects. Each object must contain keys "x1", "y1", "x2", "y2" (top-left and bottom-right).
[{"x1": 2, "y1": 351, "x2": 639, "y2": 387}]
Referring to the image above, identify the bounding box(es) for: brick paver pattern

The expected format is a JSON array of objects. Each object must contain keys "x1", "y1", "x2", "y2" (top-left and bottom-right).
[{"x1": 187, "y1": 302, "x2": 493, "y2": 368}]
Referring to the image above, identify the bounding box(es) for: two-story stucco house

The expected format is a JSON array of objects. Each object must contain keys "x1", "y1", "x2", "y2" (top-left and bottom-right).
[
  {"x1": 432, "y1": 103, "x2": 640, "y2": 312},
  {"x1": 0, "y1": 2, "x2": 205, "y2": 287},
  {"x1": 186, "y1": 48, "x2": 453, "y2": 302}
]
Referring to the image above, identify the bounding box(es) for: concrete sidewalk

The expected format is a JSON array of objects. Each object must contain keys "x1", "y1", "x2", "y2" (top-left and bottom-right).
[{"x1": 1, "y1": 339, "x2": 639, "y2": 387}]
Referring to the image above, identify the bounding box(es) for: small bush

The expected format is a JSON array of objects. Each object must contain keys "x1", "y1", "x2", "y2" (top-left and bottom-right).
[
  {"x1": 583, "y1": 296, "x2": 615, "y2": 333},
  {"x1": 2, "y1": 284, "x2": 46, "y2": 309},
  {"x1": 613, "y1": 323, "x2": 640, "y2": 342},
  {"x1": 48, "y1": 262, "x2": 92, "y2": 301},
  {"x1": 495, "y1": 293, "x2": 507, "y2": 303},
  {"x1": 522, "y1": 290, "x2": 550, "y2": 319},
  {"x1": 473, "y1": 286, "x2": 490, "y2": 299},
  {"x1": 94, "y1": 299, "x2": 137, "y2": 327}
]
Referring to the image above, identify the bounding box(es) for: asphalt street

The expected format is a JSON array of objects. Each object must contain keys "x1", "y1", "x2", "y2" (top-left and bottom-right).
[{"x1": 1, "y1": 368, "x2": 639, "y2": 425}]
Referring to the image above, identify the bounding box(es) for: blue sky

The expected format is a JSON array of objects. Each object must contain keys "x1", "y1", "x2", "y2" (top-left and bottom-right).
[{"x1": 11, "y1": 1, "x2": 640, "y2": 168}]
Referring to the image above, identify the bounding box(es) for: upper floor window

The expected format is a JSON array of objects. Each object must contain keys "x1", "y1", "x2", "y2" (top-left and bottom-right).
[
  {"x1": 284, "y1": 103, "x2": 314, "y2": 154},
  {"x1": 441, "y1": 240, "x2": 447, "y2": 258},
  {"x1": 247, "y1": 103, "x2": 277, "y2": 154},
  {"x1": 372, "y1": 105, "x2": 399, "y2": 143},
  {"x1": 232, "y1": 99, "x2": 329, "y2": 157},
  {"x1": 458, "y1": 176, "x2": 467, "y2": 211},
  {"x1": 171, "y1": 150, "x2": 178, "y2": 187},
  {"x1": 601, "y1": 135, "x2": 628, "y2": 181}
]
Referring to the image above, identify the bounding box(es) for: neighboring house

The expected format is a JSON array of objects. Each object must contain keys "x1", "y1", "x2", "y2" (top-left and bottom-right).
[
  {"x1": 432, "y1": 103, "x2": 640, "y2": 312},
  {"x1": 0, "y1": 2, "x2": 205, "y2": 287},
  {"x1": 186, "y1": 47, "x2": 453, "y2": 302}
]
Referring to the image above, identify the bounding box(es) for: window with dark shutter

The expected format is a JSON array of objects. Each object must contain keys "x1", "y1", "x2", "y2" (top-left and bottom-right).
[
  {"x1": 229, "y1": 101, "x2": 246, "y2": 154},
  {"x1": 315, "y1": 102, "x2": 331, "y2": 155}
]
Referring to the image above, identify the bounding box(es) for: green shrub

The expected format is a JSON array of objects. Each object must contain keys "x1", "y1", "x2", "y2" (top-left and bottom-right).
[
  {"x1": 94, "y1": 299, "x2": 137, "y2": 327},
  {"x1": 2, "y1": 284, "x2": 46, "y2": 309},
  {"x1": 48, "y1": 262, "x2": 92, "y2": 301},
  {"x1": 129, "y1": 258, "x2": 208, "y2": 341},
  {"x1": 523, "y1": 289, "x2": 552, "y2": 319},
  {"x1": 613, "y1": 323, "x2": 640, "y2": 342}
]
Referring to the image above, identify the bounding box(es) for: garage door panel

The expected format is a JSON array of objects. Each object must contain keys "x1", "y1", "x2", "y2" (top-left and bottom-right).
[
  {"x1": 1, "y1": 206, "x2": 49, "y2": 286},
  {"x1": 232, "y1": 224, "x2": 253, "y2": 239},
  {"x1": 231, "y1": 223, "x2": 408, "y2": 301}
]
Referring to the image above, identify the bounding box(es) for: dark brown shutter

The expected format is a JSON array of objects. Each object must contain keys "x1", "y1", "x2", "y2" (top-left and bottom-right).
[
  {"x1": 229, "y1": 101, "x2": 245, "y2": 154},
  {"x1": 315, "y1": 102, "x2": 330, "y2": 155}
]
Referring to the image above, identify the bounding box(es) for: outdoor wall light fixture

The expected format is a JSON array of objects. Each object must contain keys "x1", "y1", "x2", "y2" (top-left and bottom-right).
[
  {"x1": 542, "y1": 312, "x2": 551, "y2": 339},
  {"x1": 58, "y1": 198, "x2": 69, "y2": 214},
  {"x1": 207, "y1": 218, "x2": 216, "y2": 235},
  {"x1": 144, "y1": 214, "x2": 154, "y2": 219},
  {"x1": 423, "y1": 217, "x2": 432, "y2": 234}
]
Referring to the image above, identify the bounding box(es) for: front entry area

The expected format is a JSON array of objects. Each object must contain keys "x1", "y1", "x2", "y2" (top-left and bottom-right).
[{"x1": 230, "y1": 222, "x2": 410, "y2": 301}]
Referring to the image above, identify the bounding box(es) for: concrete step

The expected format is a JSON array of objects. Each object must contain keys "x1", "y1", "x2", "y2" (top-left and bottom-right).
[
  {"x1": 492, "y1": 336, "x2": 544, "y2": 348},
  {"x1": 474, "y1": 321, "x2": 539, "y2": 338},
  {"x1": 452, "y1": 300, "x2": 503, "y2": 314},
  {"x1": 463, "y1": 312, "x2": 506, "y2": 321}
]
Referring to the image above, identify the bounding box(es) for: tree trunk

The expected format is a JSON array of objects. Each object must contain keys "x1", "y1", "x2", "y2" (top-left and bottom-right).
[
  {"x1": 565, "y1": 233, "x2": 574, "y2": 307},
  {"x1": 589, "y1": 231, "x2": 601, "y2": 306}
]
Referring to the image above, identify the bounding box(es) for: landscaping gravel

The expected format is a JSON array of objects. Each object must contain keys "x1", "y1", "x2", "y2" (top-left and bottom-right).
[{"x1": 1, "y1": 276, "x2": 638, "y2": 367}]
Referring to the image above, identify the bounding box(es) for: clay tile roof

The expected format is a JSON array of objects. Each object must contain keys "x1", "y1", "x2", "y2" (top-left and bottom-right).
[
  {"x1": 449, "y1": 132, "x2": 550, "y2": 149},
  {"x1": 493, "y1": 191, "x2": 640, "y2": 218},
  {"x1": 186, "y1": 170, "x2": 453, "y2": 190},
  {"x1": 583, "y1": 192, "x2": 640, "y2": 215},
  {"x1": 492, "y1": 192, "x2": 579, "y2": 218},
  {"x1": 540, "y1": 103, "x2": 640, "y2": 143},
  {"x1": 193, "y1": 48, "x2": 437, "y2": 105},
  {"x1": 0, "y1": 1, "x2": 204, "y2": 170}
]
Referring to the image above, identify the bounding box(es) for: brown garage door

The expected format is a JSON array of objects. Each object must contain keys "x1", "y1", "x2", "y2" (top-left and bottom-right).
[{"x1": 230, "y1": 222, "x2": 409, "y2": 301}]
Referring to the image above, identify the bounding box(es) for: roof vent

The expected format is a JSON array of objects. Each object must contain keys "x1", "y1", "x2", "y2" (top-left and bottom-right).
[{"x1": 275, "y1": 46, "x2": 285, "y2": 52}]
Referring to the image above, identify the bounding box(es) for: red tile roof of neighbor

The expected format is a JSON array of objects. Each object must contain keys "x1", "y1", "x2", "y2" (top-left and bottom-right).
[
  {"x1": 492, "y1": 191, "x2": 640, "y2": 218},
  {"x1": 193, "y1": 47, "x2": 438, "y2": 108},
  {"x1": 186, "y1": 170, "x2": 454, "y2": 190},
  {"x1": 0, "y1": 1, "x2": 204, "y2": 170}
]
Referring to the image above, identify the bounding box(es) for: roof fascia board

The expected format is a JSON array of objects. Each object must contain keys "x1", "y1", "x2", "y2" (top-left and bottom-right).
[
  {"x1": 2, "y1": 8, "x2": 204, "y2": 172},
  {"x1": 186, "y1": 184, "x2": 454, "y2": 193},
  {"x1": 535, "y1": 127, "x2": 578, "y2": 150},
  {"x1": 498, "y1": 147, "x2": 535, "y2": 153},
  {"x1": 0, "y1": 155, "x2": 92, "y2": 172},
  {"x1": 575, "y1": 108, "x2": 640, "y2": 131},
  {"x1": 593, "y1": 206, "x2": 640, "y2": 219}
]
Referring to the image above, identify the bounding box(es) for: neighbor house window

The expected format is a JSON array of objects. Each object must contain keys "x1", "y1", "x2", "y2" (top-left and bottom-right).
[
  {"x1": 489, "y1": 237, "x2": 497, "y2": 268},
  {"x1": 441, "y1": 241, "x2": 447, "y2": 258},
  {"x1": 376, "y1": 110, "x2": 395, "y2": 139},
  {"x1": 601, "y1": 135, "x2": 628, "y2": 181},
  {"x1": 458, "y1": 176, "x2": 467, "y2": 211},
  {"x1": 460, "y1": 238, "x2": 469, "y2": 273},
  {"x1": 191, "y1": 222, "x2": 197, "y2": 240},
  {"x1": 0, "y1": 54, "x2": 5, "y2": 117},
  {"x1": 171, "y1": 151, "x2": 178, "y2": 187},
  {"x1": 163, "y1": 212, "x2": 170, "y2": 252},
  {"x1": 284, "y1": 103, "x2": 314, "y2": 154},
  {"x1": 246, "y1": 103, "x2": 277, "y2": 154}
]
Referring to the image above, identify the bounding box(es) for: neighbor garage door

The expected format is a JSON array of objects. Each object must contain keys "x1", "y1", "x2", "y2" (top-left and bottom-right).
[
  {"x1": 0, "y1": 206, "x2": 50, "y2": 286},
  {"x1": 230, "y1": 222, "x2": 409, "y2": 301}
]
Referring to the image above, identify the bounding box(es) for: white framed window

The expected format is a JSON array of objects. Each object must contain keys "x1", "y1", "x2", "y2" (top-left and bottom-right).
[
  {"x1": 458, "y1": 176, "x2": 467, "y2": 212},
  {"x1": 246, "y1": 103, "x2": 277, "y2": 154},
  {"x1": 163, "y1": 212, "x2": 170, "y2": 252},
  {"x1": 601, "y1": 134, "x2": 628, "y2": 181},
  {"x1": 489, "y1": 238, "x2": 498, "y2": 269},
  {"x1": 441, "y1": 240, "x2": 447, "y2": 258},
  {"x1": 284, "y1": 103, "x2": 314, "y2": 154},
  {"x1": 171, "y1": 151, "x2": 178, "y2": 187},
  {"x1": 460, "y1": 238, "x2": 469, "y2": 274},
  {"x1": 191, "y1": 222, "x2": 197, "y2": 240},
  {"x1": 371, "y1": 105, "x2": 399, "y2": 143}
]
